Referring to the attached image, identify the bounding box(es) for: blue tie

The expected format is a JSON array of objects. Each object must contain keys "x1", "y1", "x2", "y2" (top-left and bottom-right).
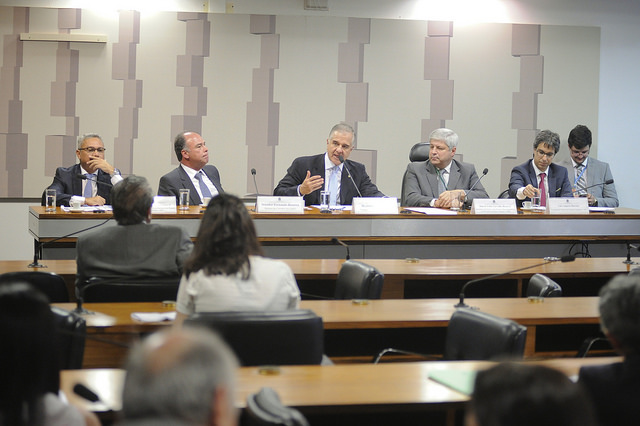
[
  {"x1": 329, "y1": 166, "x2": 339, "y2": 206},
  {"x1": 196, "y1": 171, "x2": 212, "y2": 198},
  {"x1": 84, "y1": 174, "x2": 95, "y2": 199}
]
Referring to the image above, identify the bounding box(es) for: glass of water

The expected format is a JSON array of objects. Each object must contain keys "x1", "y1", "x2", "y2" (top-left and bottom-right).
[
  {"x1": 179, "y1": 188, "x2": 190, "y2": 210},
  {"x1": 45, "y1": 189, "x2": 56, "y2": 212}
]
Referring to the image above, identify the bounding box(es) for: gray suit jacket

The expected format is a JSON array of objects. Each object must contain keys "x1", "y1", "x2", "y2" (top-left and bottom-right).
[
  {"x1": 158, "y1": 164, "x2": 224, "y2": 205},
  {"x1": 558, "y1": 157, "x2": 619, "y2": 207},
  {"x1": 403, "y1": 159, "x2": 489, "y2": 207},
  {"x1": 76, "y1": 222, "x2": 193, "y2": 284}
]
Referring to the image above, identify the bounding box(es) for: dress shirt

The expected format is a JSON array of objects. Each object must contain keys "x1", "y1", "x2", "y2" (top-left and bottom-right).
[
  {"x1": 181, "y1": 164, "x2": 219, "y2": 201},
  {"x1": 75, "y1": 165, "x2": 123, "y2": 204},
  {"x1": 430, "y1": 162, "x2": 452, "y2": 207},
  {"x1": 516, "y1": 161, "x2": 549, "y2": 202}
]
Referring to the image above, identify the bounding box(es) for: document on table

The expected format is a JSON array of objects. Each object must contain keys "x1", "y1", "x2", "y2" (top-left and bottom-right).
[
  {"x1": 405, "y1": 207, "x2": 458, "y2": 215},
  {"x1": 131, "y1": 312, "x2": 176, "y2": 322}
]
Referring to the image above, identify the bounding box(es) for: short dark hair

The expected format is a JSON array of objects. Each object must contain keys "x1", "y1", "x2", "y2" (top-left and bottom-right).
[
  {"x1": 599, "y1": 274, "x2": 640, "y2": 354},
  {"x1": 567, "y1": 125, "x2": 592, "y2": 150},
  {"x1": 183, "y1": 193, "x2": 263, "y2": 278},
  {"x1": 533, "y1": 129, "x2": 561, "y2": 153},
  {"x1": 174, "y1": 132, "x2": 188, "y2": 161},
  {"x1": 470, "y1": 363, "x2": 596, "y2": 426},
  {"x1": 111, "y1": 176, "x2": 153, "y2": 225}
]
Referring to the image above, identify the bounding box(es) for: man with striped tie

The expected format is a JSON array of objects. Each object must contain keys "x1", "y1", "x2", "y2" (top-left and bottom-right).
[{"x1": 558, "y1": 125, "x2": 618, "y2": 207}]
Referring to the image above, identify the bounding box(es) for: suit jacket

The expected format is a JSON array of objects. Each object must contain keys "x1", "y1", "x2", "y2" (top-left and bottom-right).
[
  {"x1": 508, "y1": 160, "x2": 572, "y2": 207},
  {"x1": 578, "y1": 354, "x2": 640, "y2": 426},
  {"x1": 44, "y1": 163, "x2": 113, "y2": 206},
  {"x1": 157, "y1": 164, "x2": 224, "y2": 205},
  {"x1": 273, "y1": 153, "x2": 384, "y2": 206},
  {"x1": 403, "y1": 159, "x2": 489, "y2": 207},
  {"x1": 76, "y1": 222, "x2": 193, "y2": 284},
  {"x1": 558, "y1": 157, "x2": 619, "y2": 207}
]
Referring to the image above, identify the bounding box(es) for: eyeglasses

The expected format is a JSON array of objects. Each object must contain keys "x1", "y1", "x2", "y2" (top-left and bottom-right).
[
  {"x1": 78, "y1": 147, "x2": 106, "y2": 153},
  {"x1": 535, "y1": 149, "x2": 555, "y2": 159},
  {"x1": 570, "y1": 148, "x2": 590, "y2": 156}
]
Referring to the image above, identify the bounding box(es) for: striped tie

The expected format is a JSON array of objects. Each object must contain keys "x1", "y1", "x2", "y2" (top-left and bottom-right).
[
  {"x1": 575, "y1": 164, "x2": 587, "y2": 195},
  {"x1": 83, "y1": 174, "x2": 95, "y2": 199}
]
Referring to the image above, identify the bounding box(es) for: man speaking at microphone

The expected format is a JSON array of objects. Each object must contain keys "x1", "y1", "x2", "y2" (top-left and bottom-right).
[
  {"x1": 44, "y1": 133, "x2": 123, "y2": 206},
  {"x1": 403, "y1": 128, "x2": 489, "y2": 207},
  {"x1": 273, "y1": 122, "x2": 384, "y2": 206}
]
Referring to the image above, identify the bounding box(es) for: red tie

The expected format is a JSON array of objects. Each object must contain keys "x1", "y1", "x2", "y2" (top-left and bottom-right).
[{"x1": 539, "y1": 172, "x2": 547, "y2": 207}]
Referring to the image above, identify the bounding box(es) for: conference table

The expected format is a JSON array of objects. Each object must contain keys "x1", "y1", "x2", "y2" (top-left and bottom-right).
[
  {"x1": 52, "y1": 297, "x2": 601, "y2": 368},
  {"x1": 60, "y1": 356, "x2": 621, "y2": 426},
  {"x1": 28, "y1": 206, "x2": 640, "y2": 260},
  {"x1": 2, "y1": 256, "x2": 634, "y2": 299}
]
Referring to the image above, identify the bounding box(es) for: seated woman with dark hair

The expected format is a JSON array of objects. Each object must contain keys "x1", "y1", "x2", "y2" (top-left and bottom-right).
[
  {"x1": 174, "y1": 194, "x2": 300, "y2": 326},
  {"x1": 0, "y1": 282, "x2": 99, "y2": 426}
]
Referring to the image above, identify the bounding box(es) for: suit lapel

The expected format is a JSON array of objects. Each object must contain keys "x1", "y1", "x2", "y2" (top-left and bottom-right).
[
  {"x1": 72, "y1": 164, "x2": 83, "y2": 196},
  {"x1": 448, "y1": 160, "x2": 461, "y2": 190},
  {"x1": 178, "y1": 166, "x2": 201, "y2": 205},
  {"x1": 425, "y1": 162, "x2": 440, "y2": 196},
  {"x1": 308, "y1": 155, "x2": 325, "y2": 205},
  {"x1": 527, "y1": 162, "x2": 539, "y2": 188}
]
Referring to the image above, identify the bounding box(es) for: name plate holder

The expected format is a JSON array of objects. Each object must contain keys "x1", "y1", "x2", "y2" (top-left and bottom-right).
[
  {"x1": 352, "y1": 197, "x2": 398, "y2": 215},
  {"x1": 255, "y1": 196, "x2": 305, "y2": 214},
  {"x1": 547, "y1": 197, "x2": 589, "y2": 214},
  {"x1": 471, "y1": 198, "x2": 517, "y2": 215}
]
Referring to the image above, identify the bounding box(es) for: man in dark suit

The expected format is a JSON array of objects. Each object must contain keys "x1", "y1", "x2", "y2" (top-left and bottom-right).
[
  {"x1": 403, "y1": 128, "x2": 489, "y2": 207},
  {"x1": 508, "y1": 129, "x2": 572, "y2": 207},
  {"x1": 76, "y1": 175, "x2": 193, "y2": 287},
  {"x1": 578, "y1": 274, "x2": 640, "y2": 426},
  {"x1": 273, "y1": 123, "x2": 384, "y2": 206},
  {"x1": 158, "y1": 131, "x2": 224, "y2": 205},
  {"x1": 558, "y1": 124, "x2": 619, "y2": 207},
  {"x1": 44, "y1": 133, "x2": 122, "y2": 206}
]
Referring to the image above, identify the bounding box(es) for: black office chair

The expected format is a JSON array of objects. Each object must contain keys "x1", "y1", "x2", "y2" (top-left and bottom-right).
[
  {"x1": 374, "y1": 308, "x2": 527, "y2": 363},
  {"x1": 243, "y1": 387, "x2": 310, "y2": 426},
  {"x1": 78, "y1": 275, "x2": 181, "y2": 303},
  {"x1": 334, "y1": 260, "x2": 384, "y2": 300},
  {"x1": 400, "y1": 142, "x2": 430, "y2": 205},
  {"x1": 0, "y1": 271, "x2": 70, "y2": 302},
  {"x1": 185, "y1": 310, "x2": 325, "y2": 366},
  {"x1": 576, "y1": 334, "x2": 615, "y2": 358},
  {"x1": 498, "y1": 189, "x2": 510, "y2": 199},
  {"x1": 526, "y1": 274, "x2": 563, "y2": 297},
  {"x1": 51, "y1": 306, "x2": 86, "y2": 369}
]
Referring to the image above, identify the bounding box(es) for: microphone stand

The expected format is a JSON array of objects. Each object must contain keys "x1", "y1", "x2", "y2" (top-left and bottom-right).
[
  {"x1": 455, "y1": 255, "x2": 575, "y2": 308},
  {"x1": 623, "y1": 243, "x2": 639, "y2": 265},
  {"x1": 331, "y1": 237, "x2": 351, "y2": 260},
  {"x1": 338, "y1": 156, "x2": 363, "y2": 198},
  {"x1": 251, "y1": 168, "x2": 260, "y2": 197}
]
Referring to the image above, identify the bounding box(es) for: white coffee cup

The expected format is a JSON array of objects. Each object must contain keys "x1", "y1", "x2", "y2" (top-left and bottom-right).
[
  {"x1": 522, "y1": 201, "x2": 532, "y2": 209},
  {"x1": 70, "y1": 199, "x2": 82, "y2": 210}
]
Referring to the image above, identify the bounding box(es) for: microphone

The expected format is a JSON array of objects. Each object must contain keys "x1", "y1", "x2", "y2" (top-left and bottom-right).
[
  {"x1": 455, "y1": 255, "x2": 575, "y2": 308},
  {"x1": 338, "y1": 155, "x2": 363, "y2": 198},
  {"x1": 467, "y1": 168, "x2": 488, "y2": 193},
  {"x1": 77, "y1": 174, "x2": 113, "y2": 188},
  {"x1": 73, "y1": 383, "x2": 100, "y2": 403},
  {"x1": 331, "y1": 237, "x2": 351, "y2": 260},
  {"x1": 576, "y1": 179, "x2": 614, "y2": 192},
  {"x1": 28, "y1": 218, "x2": 112, "y2": 268},
  {"x1": 251, "y1": 168, "x2": 260, "y2": 197}
]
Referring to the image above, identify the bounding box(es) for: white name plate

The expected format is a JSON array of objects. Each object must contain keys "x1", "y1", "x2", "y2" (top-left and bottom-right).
[
  {"x1": 255, "y1": 196, "x2": 305, "y2": 214},
  {"x1": 151, "y1": 195, "x2": 177, "y2": 213},
  {"x1": 547, "y1": 197, "x2": 589, "y2": 214},
  {"x1": 471, "y1": 198, "x2": 517, "y2": 215},
  {"x1": 352, "y1": 197, "x2": 398, "y2": 215}
]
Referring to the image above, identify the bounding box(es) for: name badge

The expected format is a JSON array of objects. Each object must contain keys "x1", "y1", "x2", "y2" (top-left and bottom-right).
[
  {"x1": 255, "y1": 196, "x2": 305, "y2": 214},
  {"x1": 470, "y1": 198, "x2": 518, "y2": 215},
  {"x1": 352, "y1": 197, "x2": 398, "y2": 215},
  {"x1": 547, "y1": 197, "x2": 589, "y2": 214}
]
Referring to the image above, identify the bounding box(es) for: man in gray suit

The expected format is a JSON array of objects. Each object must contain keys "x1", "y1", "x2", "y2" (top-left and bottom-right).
[
  {"x1": 76, "y1": 176, "x2": 193, "y2": 286},
  {"x1": 558, "y1": 125, "x2": 618, "y2": 207},
  {"x1": 158, "y1": 131, "x2": 224, "y2": 205},
  {"x1": 403, "y1": 128, "x2": 489, "y2": 207}
]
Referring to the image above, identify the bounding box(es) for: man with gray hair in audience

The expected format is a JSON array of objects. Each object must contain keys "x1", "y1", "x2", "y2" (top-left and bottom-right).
[
  {"x1": 118, "y1": 328, "x2": 239, "y2": 426},
  {"x1": 578, "y1": 274, "x2": 640, "y2": 426}
]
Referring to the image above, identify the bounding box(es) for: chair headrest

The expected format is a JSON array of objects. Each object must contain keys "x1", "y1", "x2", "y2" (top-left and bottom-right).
[{"x1": 409, "y1": 142, "x2": 430, "y2": 162}]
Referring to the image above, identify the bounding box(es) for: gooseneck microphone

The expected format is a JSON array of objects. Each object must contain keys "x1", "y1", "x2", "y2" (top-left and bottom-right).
[
  {"x1": 455, "y1": 255, "x2": 576, "y2": 308},
  {"x1": 73, "y1": 383, "x2": 101, "y2": 403},
  {"x1": 331, "y1": 237, "x2": 351, "y2": 260},
  {"x1": 577, "y1": 178, "x2": 614, "y2": 192},
  {"x1": 467, "y1": 168, "x2": 489, "y2": 193},
  {"x1": 338, "y1": 155, "x2": 363, "y2": 198},
  {"x1": 77, "y1": 174, "x2": 114, "y2": 188},
  {"x1": 251, "y1": 168, "x2": 260, "y2": 196}
]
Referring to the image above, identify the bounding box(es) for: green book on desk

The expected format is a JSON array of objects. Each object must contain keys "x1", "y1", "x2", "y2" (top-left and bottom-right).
[{"x1": 428, "y1": 370, "x2": 477, "y2": 396}]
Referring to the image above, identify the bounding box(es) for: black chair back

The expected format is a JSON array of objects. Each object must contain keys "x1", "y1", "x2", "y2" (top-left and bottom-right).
[
  {"x1": 51, "y1": 306, "x2": 86, "y2": 369},
  {"x1": 334, "y1": 260, "x2": 384, "y2": 300},
  {"x1": 444, "y1": 308, "x2": 527, "y2": 361},
  {"x1": 526, "y1": 274, "x2": 563, "y2": 297},
  {"x1": 79, "y1": 275, "x2": 180, "y2": 302},
  {"x1": 243, "y1": 387, "x2": 310, "y2": 426},
  {"x1": 185, "y1": 310, "x2": 324, "y2": 366},
  {"x1": 0, "y1": 271, "x2": 70, "y2": 302},
  {"x1": 401, "y1": 142, "x2": 431, "y2": 205},
  {"x1": 498, "y1": 189, "x2": 510, "y2": 198}
]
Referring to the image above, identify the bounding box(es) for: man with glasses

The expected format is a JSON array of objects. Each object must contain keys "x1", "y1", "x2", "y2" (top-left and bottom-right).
[
  {"x1": 274, "y1": 122, "x2": 384, "y2": 206},
  {"x1": 509, "y1": 129, "x2": 572, "y2": 207},
  {"x1": 558, "y1": 125, "x2": 618, "y2": 207},
  {"x1": 44, "y1": 133, "x2": 122, "y2": 206}
]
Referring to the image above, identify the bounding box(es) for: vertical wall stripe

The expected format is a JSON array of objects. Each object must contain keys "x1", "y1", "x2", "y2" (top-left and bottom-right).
[
  {"x1": 246, "y1": 15, "x2": 279, "y2": 195},
  {"x1": 0, "y1": 7, "x2": 28, "y2": 196}
]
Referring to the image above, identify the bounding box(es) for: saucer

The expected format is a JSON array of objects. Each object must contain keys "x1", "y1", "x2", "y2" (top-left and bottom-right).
[{"x1": 69, "y1": 208, "x2": 84, "y2": 213}]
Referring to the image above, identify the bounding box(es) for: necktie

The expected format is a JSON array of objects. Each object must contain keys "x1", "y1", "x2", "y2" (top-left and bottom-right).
[
  {"x1": 539, "y1": 172, "x2": 547, "y2": 207},
  {"x1": 575, "y1": 164, "x2": 587, "y2": 194},
  {"x1": 329, "y1": 166, "x2": 339, "y2": 206},
  {"x1": 196, "y1": 171, "x2": 212, "y2": 199},
  {"x1": 437, "y1": 169, "x2": 447, "y2": 195},
  {"x1": 84, "y1": 174, "x2": 95, "y2": 199}
]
